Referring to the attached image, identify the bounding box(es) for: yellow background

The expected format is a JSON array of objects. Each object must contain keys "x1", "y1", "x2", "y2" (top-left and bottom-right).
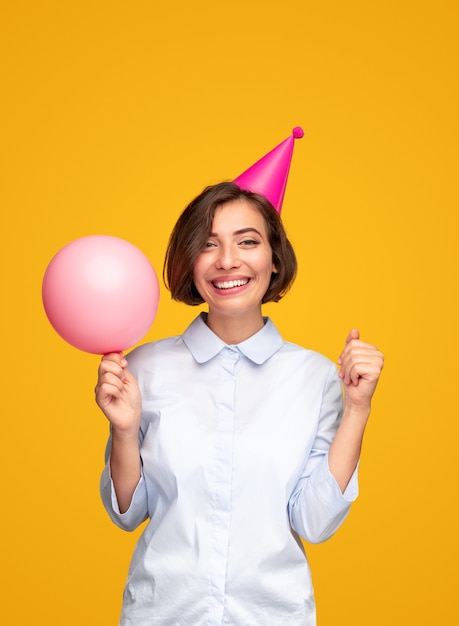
[{"x1": 1, "y1": 1, "x2": 457, "y2": 624}]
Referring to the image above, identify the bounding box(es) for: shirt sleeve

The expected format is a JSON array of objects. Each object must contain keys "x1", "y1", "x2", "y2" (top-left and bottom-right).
[
  {"x1": 288, "y1": 362, "x2": 359, "y2": 544},
  {"x1": 99, "y1": 434, "x2": 149, "y2": 532}
]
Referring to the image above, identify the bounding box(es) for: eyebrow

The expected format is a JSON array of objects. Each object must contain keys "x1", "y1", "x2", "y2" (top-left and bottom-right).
[{"x1": 208, "y1": 227, "x2": 263, "y2": 237}]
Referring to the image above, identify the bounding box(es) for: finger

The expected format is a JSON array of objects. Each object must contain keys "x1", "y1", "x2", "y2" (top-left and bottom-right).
[
  {"x1": 338, "y1": 329, "x2": 360, "y2": 365},
  {"x1": 100, "y1": 352, "x2": 127, "y2": 369},
  {"x1": 339, "y1": 347, "x2": 384, "y2": 383},
  {"x1": 99, "y1": 369, "x2": 127, "y2": 387},
  {"x1": 343, "y1": 363, "x2": 360, "y2": 386},
  {"x1": 96, "y1": 379, "x2": 126, "y2": 404},
  {"x1": 96, "y1": 372, "x2": 124, "y2": 394},
  {"x1": 96, "y1": 385, "x2": 122, "y2": 404},
  {"x1": 344, "y1": 355, "x2": 384, "y2": 386},
  {"x1": 346, "y1": 328, "x2": 360, "y2": 344},
  {"x1": 98, "y1": 356, "x2": 128, "y2": 380},
  {"x1": 339, "y1": 340, "x2": 382, "y2": 366},
  {"x1": 342, "y1": 347, "x2": 384, "y2": 371}
]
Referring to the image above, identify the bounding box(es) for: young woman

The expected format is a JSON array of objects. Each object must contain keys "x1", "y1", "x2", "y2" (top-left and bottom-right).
[{"x1": 96, "y1": 181, "x2": 383, "y2": 625}]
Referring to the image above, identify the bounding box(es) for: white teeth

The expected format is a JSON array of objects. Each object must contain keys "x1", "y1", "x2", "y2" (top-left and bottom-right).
[{"x1": 214, "y1": 279, "x2": 249, "y2": 289}]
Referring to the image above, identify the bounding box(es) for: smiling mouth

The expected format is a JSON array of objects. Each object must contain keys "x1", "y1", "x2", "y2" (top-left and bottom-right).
[{"x1": 212, "y1": 279, "x2": 249, "y2": 290}]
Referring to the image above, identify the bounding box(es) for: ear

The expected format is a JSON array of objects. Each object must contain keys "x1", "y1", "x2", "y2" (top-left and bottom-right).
[{"x1": 272, "y1": 262, "x2": 279, "y2": 274}]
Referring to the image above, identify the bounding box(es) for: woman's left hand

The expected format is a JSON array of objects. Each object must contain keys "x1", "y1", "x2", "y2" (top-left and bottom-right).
[{"x1": 338, "y1": 329, "x2": 384, "y2": 411}]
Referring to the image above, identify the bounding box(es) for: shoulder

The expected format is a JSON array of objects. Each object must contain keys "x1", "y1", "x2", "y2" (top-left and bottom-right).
[
  {"x1": 274, "y1": 340, "x2": 339, "y2": 390},
  {"x1": 125, "y1": 335, "x2": 186, "y2": 372},
  {"x1": 263, "y1": 319, "x2": 337, "y2": 374},
  {"x1": 282, "y1": 339, "x2": 335, "y2": 366}
]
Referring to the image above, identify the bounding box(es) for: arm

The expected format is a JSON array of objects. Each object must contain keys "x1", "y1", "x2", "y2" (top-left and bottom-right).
[
  {"x1": 288, "y1": 363, "x2": 353, "y2": 544},
  {"x1": 328, "y1": 329, "x2": 384, "y2": 492},
  {"x1": 289, "y1": 334, "x2": 383, "y2": 543},
  {"x1": 95, "y1": 353, "x2": 142, "y2": 513}
]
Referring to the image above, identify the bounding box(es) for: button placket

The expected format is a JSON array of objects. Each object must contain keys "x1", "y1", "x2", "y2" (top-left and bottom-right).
[{"x1": 207, "y1": 347, "x2": 240, "y2": 624}]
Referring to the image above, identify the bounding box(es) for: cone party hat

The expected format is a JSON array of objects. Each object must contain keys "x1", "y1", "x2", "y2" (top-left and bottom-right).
[{"x1": 233, "y1": 127, "x2": 304, "y2": 213}]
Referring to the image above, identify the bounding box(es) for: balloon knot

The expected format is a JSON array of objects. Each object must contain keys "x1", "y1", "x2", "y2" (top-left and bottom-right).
[{"x1": 292, "y1": 126, "x2": 304, "y2": 139}]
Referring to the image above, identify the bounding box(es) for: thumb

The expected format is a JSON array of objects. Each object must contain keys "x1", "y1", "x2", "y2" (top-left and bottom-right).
[
  {"x1": 346, "y1": 328, "x2": 360, "y2": 344},
  {"x1": 337, "y1": 328, "x2": 360, "y2": 366}
]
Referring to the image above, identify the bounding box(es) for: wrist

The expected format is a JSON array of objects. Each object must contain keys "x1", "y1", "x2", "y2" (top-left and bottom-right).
[
  {"x1": 111, "y1": 423, "x2": 140, "y2": 443},
  {"x1": 342, "y1": 404, "x2": 371, "y2": 426}
]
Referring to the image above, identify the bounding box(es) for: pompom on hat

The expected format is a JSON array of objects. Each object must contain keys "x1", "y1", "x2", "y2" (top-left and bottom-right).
[{"x1": 233, "y1": 126, "x2": 304, "y2": 214}]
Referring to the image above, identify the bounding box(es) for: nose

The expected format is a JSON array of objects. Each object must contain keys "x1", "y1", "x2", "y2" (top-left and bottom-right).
[{"x1": 216, "y1": 243, "x2": 241, "y2": 270}]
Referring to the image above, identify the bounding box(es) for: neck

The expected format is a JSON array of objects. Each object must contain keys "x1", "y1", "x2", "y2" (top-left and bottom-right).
[{"x1": 205, "y1": 309, "x2": 265, "y2": 344}]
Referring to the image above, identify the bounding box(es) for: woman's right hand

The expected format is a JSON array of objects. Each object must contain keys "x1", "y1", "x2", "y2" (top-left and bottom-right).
[
  {"x1": 96, "y1": 353, "x2": 143, "y2": 513},
  {"x1": 95, "y1": 353, "x2": 142, "y2": 436}
]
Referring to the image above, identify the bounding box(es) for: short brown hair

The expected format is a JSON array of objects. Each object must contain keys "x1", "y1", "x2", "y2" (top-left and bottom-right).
[{"x1": 163, "y1": 181, "x2": 297, "y2": 305}]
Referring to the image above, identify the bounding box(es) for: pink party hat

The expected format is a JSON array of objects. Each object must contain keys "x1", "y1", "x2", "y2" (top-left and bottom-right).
[{"x1": 233, "y1": 126, "x2": 304, "y2": 213}]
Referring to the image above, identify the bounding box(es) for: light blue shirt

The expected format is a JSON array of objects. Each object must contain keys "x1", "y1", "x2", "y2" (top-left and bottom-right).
[{"x1": 100, "y1": 313, "x2": 358, "y2": 626}]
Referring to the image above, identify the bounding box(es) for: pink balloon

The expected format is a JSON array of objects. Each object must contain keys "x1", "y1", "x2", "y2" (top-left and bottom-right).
[{"x1": 42, "y1": 235, "x2": 159, "y2": 354}]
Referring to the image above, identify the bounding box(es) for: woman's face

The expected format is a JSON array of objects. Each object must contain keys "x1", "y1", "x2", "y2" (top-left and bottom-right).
[{"x1": 193, "y1": 199, "x2": 277, "y2": 321}]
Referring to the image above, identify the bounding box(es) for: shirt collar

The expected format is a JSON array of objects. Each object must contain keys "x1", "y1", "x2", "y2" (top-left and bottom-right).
[{"x1": 182, "y1": 312, "x2": 284, "y2": 365}]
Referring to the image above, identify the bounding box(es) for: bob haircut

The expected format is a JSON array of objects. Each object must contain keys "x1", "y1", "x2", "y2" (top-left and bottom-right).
[{"x1": 163, "y1": 181, "x2": 297, "y2": 305}]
